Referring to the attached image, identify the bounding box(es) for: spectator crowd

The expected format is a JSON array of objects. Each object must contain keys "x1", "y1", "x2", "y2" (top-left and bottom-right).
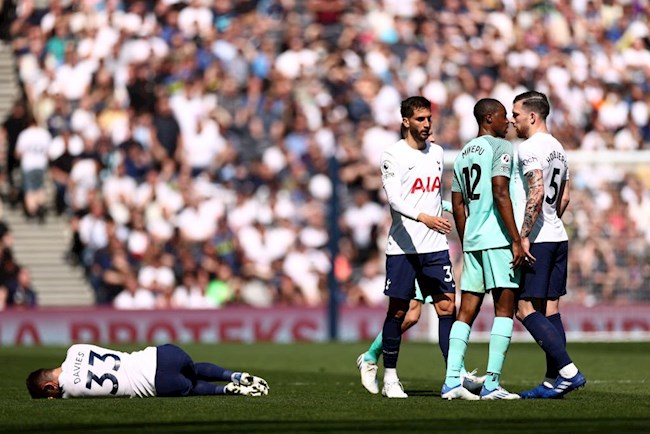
[
  {"x1": 1, "y1": 0, "x2": 649, "y2": 310},
  {"x1": 0, "y1": 220, "x2": 38, "y2": 309}
]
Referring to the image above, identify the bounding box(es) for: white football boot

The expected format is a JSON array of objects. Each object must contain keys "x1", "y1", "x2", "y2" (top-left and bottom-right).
[
  {"x1": 382, "y1": 380, "x2": 408, "y2": 398},
  {"x1": 356, "y1": 353, "x2": 379, "y2": 394},
  {"x1": 224, "y1": 382, "x2": 268, "y2": 396},
  {"x1": 462, "y1": 369, "x2": 486, "y2": 394},
  {"x1": 479, "y1": 385, "x2": 520, "y2": 400},
  {"x1": 441, "y1": 383, "x2": 480, "y2": 400},
  {"x1": 237, "y1": 372, "x2": 269, "y2": 393}
]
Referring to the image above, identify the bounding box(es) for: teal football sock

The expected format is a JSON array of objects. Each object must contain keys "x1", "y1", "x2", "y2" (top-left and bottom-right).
[
  {"x1": 364, "y1": 332, "x2": 383, "y2": 363},
  {"x1": 444, "y1": 321, "x2": 471, "y2": 388},
  {"x1": 484, "y1": 317, "x2": 513, "y2": 390}
]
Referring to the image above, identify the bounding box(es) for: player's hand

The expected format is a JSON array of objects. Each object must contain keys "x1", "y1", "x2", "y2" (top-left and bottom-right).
[
  {"x1": 510, "y1": 239, "x2": 526, "y2": 269},
  {"x1": 419, "y1": 214, "x2": 452, "y2": 234},
  {"x1": 521, "y1": 237, "x2": 536, "y2": 265}
]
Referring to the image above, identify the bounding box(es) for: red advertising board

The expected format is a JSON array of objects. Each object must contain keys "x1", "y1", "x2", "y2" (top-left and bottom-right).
[{"x1": 1, "y1": 305, "x2": 649, "y2": 346}]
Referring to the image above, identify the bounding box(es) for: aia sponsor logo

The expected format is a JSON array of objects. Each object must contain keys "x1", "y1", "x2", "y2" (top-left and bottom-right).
[{"x1": 410, "y1": 176, "x2": 441, "y2": 193}]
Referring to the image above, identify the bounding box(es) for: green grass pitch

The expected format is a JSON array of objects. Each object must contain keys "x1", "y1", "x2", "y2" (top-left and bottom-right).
[{"x1": 1, "y1": 341, "x2": 649, "y2": 433}]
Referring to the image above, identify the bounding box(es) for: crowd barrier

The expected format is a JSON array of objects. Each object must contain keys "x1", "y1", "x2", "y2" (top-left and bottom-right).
[{"x1": 2, "y1": 304, "x2": 650, "y2": 346}]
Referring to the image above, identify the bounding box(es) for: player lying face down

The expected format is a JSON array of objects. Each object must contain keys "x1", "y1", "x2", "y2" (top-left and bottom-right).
[{"x1": 26, "y1": 343, "x2": 269, "y2": 399}]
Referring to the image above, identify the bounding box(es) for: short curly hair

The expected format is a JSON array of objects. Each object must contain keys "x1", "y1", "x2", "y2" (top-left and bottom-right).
[{"x1": 26, "y1": 368, "x2": 58, "y2": 399}]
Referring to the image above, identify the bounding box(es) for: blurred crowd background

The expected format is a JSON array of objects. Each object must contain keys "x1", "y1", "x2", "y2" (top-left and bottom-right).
[{"x1": 0, "y1": 0, "x2": 649, "y2": 310}]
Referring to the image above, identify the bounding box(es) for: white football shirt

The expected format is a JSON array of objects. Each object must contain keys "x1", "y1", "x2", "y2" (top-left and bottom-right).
[
  {"x1": 59, "y1": 344, "x2": 157, "y2": 398},
  {"x1": 380, "y1": 139, "x2": 449, "y2": 255},
  {"x1": 16, "y1": 126, "x2": 51, "y2": 171},
  {"x1": 517, "y1": 132, "x2": 569, "y2": 243}
]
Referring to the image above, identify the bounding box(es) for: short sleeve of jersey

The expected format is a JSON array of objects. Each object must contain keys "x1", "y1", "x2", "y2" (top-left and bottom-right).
[
  {"x1": 489, "y1": 137, "x2": 514, "y2": 178},
  {"x1": 517, "y1": 142, "x2": 542, "y2": 176},
  {"x1": 451, "y1": 170, "x2": 461, "y2": 192}
]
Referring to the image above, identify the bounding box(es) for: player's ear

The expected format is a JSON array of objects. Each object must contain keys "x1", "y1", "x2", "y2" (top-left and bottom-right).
[
  {"x1": 43, "y1": 381, "x2": 59, "y2": 397},
  {"x1": 400, "y1": 119, "x2": 410, "y2": 139}
]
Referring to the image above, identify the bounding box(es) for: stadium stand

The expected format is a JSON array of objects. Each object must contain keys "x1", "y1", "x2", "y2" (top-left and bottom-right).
[{"x1": 0, "y1": 0, "x2": 649, "y2": 310}]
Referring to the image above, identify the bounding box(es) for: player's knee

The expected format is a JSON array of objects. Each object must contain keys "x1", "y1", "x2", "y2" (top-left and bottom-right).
[
  {"x1": 403, "y1": 314, "x2": 418, "y2": 329},
  {"x1": 545, "y1": 298, "x2": 560, "y2": 316},
  {"x1": 387, "y1": 307, "x2": 408, "y2": 321},
  {"x1": 456, "y1": 306, "x2": 475, "y2": 325},
  {"x1": 515, "y1": 310, "x2": 526, "y2": 322},
  {"x1": 516, "y1": 299, "x2": 538, "y2": 321},
  {"x1": 436, "y1": 299, "x2": 455, "y2": 316},
  {"x1": 387, "y1": 299, "x2": 410, "y2": 319},
  {"x1": 494, "y1": 305, "x2": 515, "y2": 318},
  {"x1": 386, "y1": 314, "x2": 406, "y2": 327}
]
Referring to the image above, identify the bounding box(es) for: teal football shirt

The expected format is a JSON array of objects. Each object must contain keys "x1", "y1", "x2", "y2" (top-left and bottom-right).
[{"x1": 451, "y1": 135, "x2": 515, "y2": 251}]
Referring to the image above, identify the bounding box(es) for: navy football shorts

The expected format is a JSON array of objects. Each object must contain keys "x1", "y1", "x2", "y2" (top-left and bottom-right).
[
  {"x1": 384, "y1": 251, "x2": 456, "y2": 302},
  {"x1": 154, "y1": 344, "x2": 196, "y2": 397},
  {"x1": 519, "y1": 241, "x2": 568, "y2": 300}
]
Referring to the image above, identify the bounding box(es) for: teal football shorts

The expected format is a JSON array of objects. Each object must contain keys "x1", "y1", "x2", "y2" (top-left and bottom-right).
[{"x1": 460, "y1": 246, "x2": 520, "y2": 293}]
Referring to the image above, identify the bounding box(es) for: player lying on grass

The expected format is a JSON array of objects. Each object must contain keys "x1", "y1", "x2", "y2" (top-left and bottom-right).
[{"x1": 26, "y1": 343, "x2": 269, "y2": 399}]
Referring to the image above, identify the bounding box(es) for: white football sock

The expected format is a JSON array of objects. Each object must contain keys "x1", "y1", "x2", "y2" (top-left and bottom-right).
[
  {"x1": 384, "y1": 368, "x2": 398, "y2": 382},
  {"x1": 559, "y1": 363, "x2": 578, "y2": 379}
]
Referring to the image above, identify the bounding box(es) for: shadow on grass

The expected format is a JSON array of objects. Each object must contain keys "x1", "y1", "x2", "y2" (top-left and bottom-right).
[
  {"x1": 403, "y1": 388, "x2": 438, "y2": 397},
  {"x1": 10, "y1": 417, "x2": 650, "y2": 434}
]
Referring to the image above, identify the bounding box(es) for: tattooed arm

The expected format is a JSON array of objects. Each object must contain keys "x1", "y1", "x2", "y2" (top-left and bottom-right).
[
  {"x1": 520, "y1": 169, "x2": 544, "y2": 238},
  {"x1": 519, "y1": 169, "x2": 544, "y2": 263}
]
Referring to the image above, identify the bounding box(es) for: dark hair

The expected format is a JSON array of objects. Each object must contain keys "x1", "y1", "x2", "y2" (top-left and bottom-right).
[
  {"x1": 473, "y1": 98, "x2": 505, "y2": 125},
  {"x1": 513, "y1": 91, "x2": 550, "y2": 120},
  {"x1": 26, "y1": 368, "x2": 55, "y2": 399},
  {"x1": 400, "y1": 96, "x2": 431, "y2": 119}
]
